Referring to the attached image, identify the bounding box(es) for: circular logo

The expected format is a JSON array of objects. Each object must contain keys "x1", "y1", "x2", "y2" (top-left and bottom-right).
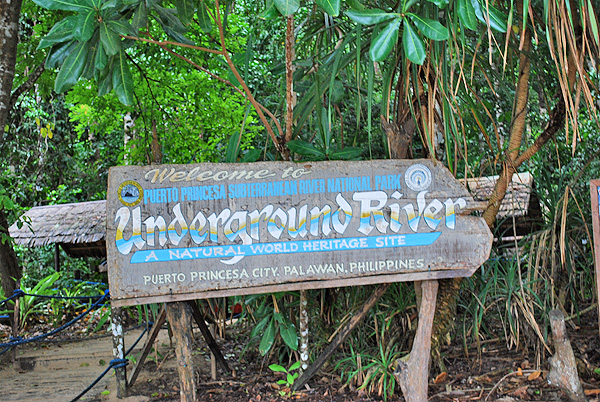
[
  {"x1": 118, "y1": 180, "x2": 143, "y2": 206},
  {"x1": 404, "y1": 164, "x2": 432, "y2": 192}
]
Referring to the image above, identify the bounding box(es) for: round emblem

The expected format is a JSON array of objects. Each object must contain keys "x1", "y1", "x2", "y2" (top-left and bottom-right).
[
  {"x1": 404, "y1": 164, "x2": 432, "y2": 192},
  {"x1": 118, "y1": 180, "x2": 143, "y2": 206}
]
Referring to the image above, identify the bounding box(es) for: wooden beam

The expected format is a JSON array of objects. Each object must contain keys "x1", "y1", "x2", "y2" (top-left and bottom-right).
[
  {"x1": 187, "y1": 300, "x2": 231, "y2": 373},
  {"x1": 128, "y1": 306, "x2": 167, "y2": 387},
  {"x1": 292, "y1": 284, "x2": 390, "y2": 391},
  {"x1": 590, "y1": 180, "x2": 600, "y2": 336},
  {"x1": 394, "y1": 280, "x2": 438, "y2": 402},
  {"x1": 111, "y1": 306, "x2": 127, "y2": 398},
  {"x1": 165, "y1": 302, "x2": 196, "y2": 402}
]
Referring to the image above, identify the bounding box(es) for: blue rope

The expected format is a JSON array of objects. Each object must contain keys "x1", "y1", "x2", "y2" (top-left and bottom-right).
[
  {"x1": 68, "y1": 359, "x2": 129, "y2": 402},
  {"x1": 125, "y1": 324, "x2": 151, "y2": 357},
  {"x1": 0, "y1": 290, "x2": 110, "y2": 349},
  {"x1": 0, "y1": 289, "x2": 25, "y2": 307}
]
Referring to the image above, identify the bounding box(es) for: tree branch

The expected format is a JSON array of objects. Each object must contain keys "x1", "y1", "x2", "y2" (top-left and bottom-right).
[{"x1": 9, "y1": 62, "x2": 45, "y2": 110}]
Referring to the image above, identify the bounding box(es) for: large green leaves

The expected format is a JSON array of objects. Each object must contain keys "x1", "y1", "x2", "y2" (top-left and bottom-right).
[
  {"x1": 100, "y1": 22, "x2": 121, "y2": 56},
  {"x1": 457, "y1": 0, "x2": 477, "y2": 30},
  {"x1": 259, "y1": 319, "x2": 276, "y2": 355},
  {"x1": 112, "y1": 51, "x2": 134, "y2": 105},
  {"x1": 472, "y1": 0, "x2": 507, "y2": 32},
  {"x1": 286, "y1": 139, "x2": 326, "y2": 159},
  {"x1": 73, "y1": 10, "x2": 97, "y2": 42},
  {"x1": 198, "y1": 0, "x2": 212, "y2": 32},
  {"x1": 369, "y1": 17, "x2": 401, "y2": 61},
  {"x1": 55, "y1": 41, "x2": 89, "y2": 93},
  {"x1": 408, "y1": 14, "x2": 449, "y2": 40},
  {"x1": 273, "y1": 0, "x2": 299, "y2": 16},
  {"x1": 346, "y1": 9, "x2": 397, "y2": 25},
  {"x1": 315, "y1": 0, "x2": 340, "y2": 16},
  {"x1": 38, "y1": 17, "x2": 77, "y2": 49},
  {"x1": 402, "y1": 19, "x2": 426, "y2": 64},
  {"x1": 175, "y1": 0, "x2": 196, "y2": 25},
  {"x1": 32, "y1": 0, "x2": 93, "y2": 12}
]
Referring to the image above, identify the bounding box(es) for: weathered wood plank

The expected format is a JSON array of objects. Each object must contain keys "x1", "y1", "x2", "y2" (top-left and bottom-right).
[
  {"x1": 590, "y1": 180, "x2": 600, "y2": 335},
  {"x1": 165, "y1": 302, "x2": 196, "y2": 402},
  {"x1": 187, "y1": 300, "x2": 230, "y2": 373},
  {"x1": 106, "y1": 159, "x2": 492, "y2": 306},
  {"x1": 394, "y1": 280, "x2": 438, "y2": 402}
]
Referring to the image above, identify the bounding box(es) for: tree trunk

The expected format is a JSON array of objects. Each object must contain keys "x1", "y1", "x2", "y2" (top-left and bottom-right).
[{"x1": 0, "y1": 0, "x2": 24, "y2": 303}]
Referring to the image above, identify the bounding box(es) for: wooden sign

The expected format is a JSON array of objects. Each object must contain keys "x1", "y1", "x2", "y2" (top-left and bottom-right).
[
  {"x1": 590, "y1": 180, "x2": 600, "y2": 334},
  {"x1": 106, "y1": 160, "x2": 492, "y2": 306}
]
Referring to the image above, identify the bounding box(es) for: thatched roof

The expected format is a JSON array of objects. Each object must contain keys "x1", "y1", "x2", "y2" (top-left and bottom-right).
[
  {"x1": 9, "y1": 200, "x2": 106, "y2": 258},
  {"x1": 464, "y1": 172, "x2": 535, "y2": 218}
]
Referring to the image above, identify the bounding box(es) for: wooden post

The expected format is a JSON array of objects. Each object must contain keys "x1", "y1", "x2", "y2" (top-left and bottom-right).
[
  {"x1": 54, "y1": 244, "x2": 60, "y2": 272},
  {"x1": 547, "y1": 309, "x2": 588, "y2": 402},
  {"x1": 590, "y1": 180, "x2": 600, "y2": 335},
  {"x1": 111, "y1": 306, "x2": 127, "y2": 398},
  {"x1": 394, "y1": 280, "x2": 438, "y2": 402},
  {"x1": 11, "y1": 298, "x2": 19, "y2": 364},
  {"x1": 128, "y1": 306, "x2": 167, "y2": 388},
  {"x1": 165, "y1": 302, "x2": 196, "y2": 402}
]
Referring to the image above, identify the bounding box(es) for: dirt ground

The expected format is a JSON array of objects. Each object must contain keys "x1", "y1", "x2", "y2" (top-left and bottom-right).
[{"x1": 1, "y1": 309, "x2": 600, "y2": 402}]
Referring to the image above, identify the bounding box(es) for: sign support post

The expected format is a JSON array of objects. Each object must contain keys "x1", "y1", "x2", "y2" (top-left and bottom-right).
[
  {"x1": 590, "y1": 180, "x2": 600, "y2": 335},
  {"x1": 164, "y1": 302, "x2": 196, "y2": 402}
]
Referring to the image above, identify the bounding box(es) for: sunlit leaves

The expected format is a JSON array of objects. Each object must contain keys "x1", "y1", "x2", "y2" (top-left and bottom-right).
[
  {"x1": 55, "y1": 41, "x2": 89, "y2": 93},
  {"x1": 369, "y1": 18, "x2": 401, "y2": 61},
  {"x1": 273, "y1": 0, "x2": 299, "y2": 16},
  {"x1": 346, "y1": 9, "x2": 397, "y2": 25},
  {"x1": 402, "y1": 20, "x2": 426, "y2": 64},
  {"x1": 315, "y1": 0, "x2": 340, "y2": 16},
  {"x1": 408, "y1": 14, "x2": 449, "y2": 40}
]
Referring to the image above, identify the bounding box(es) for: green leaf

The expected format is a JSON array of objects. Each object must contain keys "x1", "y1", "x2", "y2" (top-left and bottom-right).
[
  {"x1": 38, "y1": 17, "x2": 76, "y2": 49},
  {"x1": 73, "y1": 10, "x2": 96, "y2": 42},
  {"x1": 225, "y1": 131, "x2": 241, "y2": 163},
  {"x1": 472, "y1": 0, "x2": 507, "y2": 32},
  {"x1": 330, "y1": 79, "x2": 345, "y2": 104},
  {"x1": 345, "y1": 0, "x2": 364, "y2": 10},
  {"x1": 268, "y1": 364, "x2": 287, "y2": 373},
  {"x1": 315, "y1": 0, "x2": 340, "y2": 16},
  {"x1": 45, "y1": 40, "x2": 77, "y2": 69},
  {"x1": 251, "y1": 315, "x2": 270, "y2": 338},
  {"x1": 55, "y1": 41, "x2": 89, "y2": 93},
  {"x1": 287, "y1": 373, "x2": 295, "y2": 384},
  {"x1": 100, "y1": 22, "x2": 121, "y2": 56},
  {"x1": 259, "y1": 319, "x2": 275, "y2": 355},
  {"x1": 112, "y1": 50, "x2": 134, "y2": 105},
  {"x1": 279, "y1": 321, "x2": 298, "y2": 351},
  {"x1": 426, "y1": 0, "x2": 448, "y2": 9},
  {"x1": 175, "y1": 0, "x2": 196, "y2": 25},
  {"x1": 107, "y1": 20, "x2": 136, "y2": 37},
  {"x1": 272, "y1": 0, "x2": 299, "y2": 16},
  {"x1": 588, "y1": 0, "x2": 600, "y2": 48},
  {"x1": 369, "y1": 17, "x2": 401, "y2": 61},
  {"x1": 33, "y1": 0, "x2": 92, "y2": 12},
  {"x1": 259, "y1": 0, "x2": 280, "y2": 19},
  {"x1": 289, "y1": 361, "x2": 302, "y2": 371},
  {"x1": 286, "y1": 139, "x2": 326, "y2": 158},
  {"x1": 345, "y1": 9, "x2": 397, "y2": 25},
  {"x1": 132, "y1": 3, "x2": 147, "y2": 31},
  {"x1": 408, "y1": 14, "x2": 449, "y2": 40},
  {"x1": 197, "y1": 0, "x2": 212, "y2": 32},
  {"x1": 95, "y1": 41, "x2": 108, "y2": 69},
  {"x1": 457, "y1": 0, "x2": 477, "y2": 30},
  {"x1": 402, "y1": 19, "x2": 426, "y2": 64},
  {"x1": 329, "y1": 147, "x2": 363, "y2": 160},
  {"x1": 240, "y1": 148, "x2": 261, "y2": 162}
]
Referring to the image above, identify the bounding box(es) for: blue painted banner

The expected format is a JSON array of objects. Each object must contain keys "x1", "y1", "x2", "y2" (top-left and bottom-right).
[{"x1": 130, "y1": 232, "x2": 442, "y2": 264}]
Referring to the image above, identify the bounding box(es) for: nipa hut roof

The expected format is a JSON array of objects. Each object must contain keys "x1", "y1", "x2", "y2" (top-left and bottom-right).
[
  {"x1": 464, "y1": 172, "x2": 535, "y2": 218},
  {"x1": 9, "y1": 200, "x2": 106, "y2": 249}
]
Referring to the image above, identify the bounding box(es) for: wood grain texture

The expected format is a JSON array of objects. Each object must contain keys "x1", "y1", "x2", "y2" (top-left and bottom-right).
[
  {"x1": 590, "y1": 180, "x2": 600, "y2": 336},
  {"x1": 165, "y1": 302, "x2": 196, "y2": 402}
]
